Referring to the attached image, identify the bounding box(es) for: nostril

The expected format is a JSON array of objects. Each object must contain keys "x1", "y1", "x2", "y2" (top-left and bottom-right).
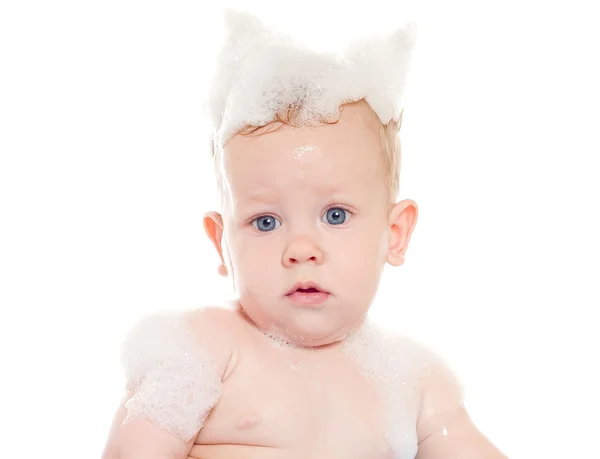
[{"x1": 285, "y1": 254, "x2": 319, "y2": 265}]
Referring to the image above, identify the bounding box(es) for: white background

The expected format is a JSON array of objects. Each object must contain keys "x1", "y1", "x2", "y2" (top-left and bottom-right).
[{"x1": 1, "y1": 1, "x2": 598, "y2": 457}]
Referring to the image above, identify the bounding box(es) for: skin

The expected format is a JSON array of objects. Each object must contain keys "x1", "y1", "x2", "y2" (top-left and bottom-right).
[
  {"x1": 102, "y1": 100, "x2": 507, "y2": 459},
  {"x1": 208, "y1": 99, "x2": 411, "y2": 348}
]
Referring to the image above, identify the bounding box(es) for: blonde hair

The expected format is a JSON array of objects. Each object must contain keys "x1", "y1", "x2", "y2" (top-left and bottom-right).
[
  {"x1": 210, "y1": 99, "x2": 403, "y2": 207},
  {"x1": 377, "y1": 112, "x2": 403, "y2": 204}
]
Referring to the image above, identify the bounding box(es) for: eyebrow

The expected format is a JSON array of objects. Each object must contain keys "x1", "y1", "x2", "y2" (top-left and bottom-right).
[
  {"x1": 240, "y1": 191, "x2": 279, "y2": 204},
  {"x1": 238, "y1": 181, "x2": 351, "y2": 207}
]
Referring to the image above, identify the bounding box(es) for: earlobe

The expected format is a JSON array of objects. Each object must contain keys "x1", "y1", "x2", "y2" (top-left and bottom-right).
[
  {"x1": 217, "y1": 264, "x2": 228, "y2": 276},
  {"x1": 203, "y1": 211, "x2": 226, "y2": 266},
  {"x1": 387, "y1": 200, "x2": 418, "y2": 266}
]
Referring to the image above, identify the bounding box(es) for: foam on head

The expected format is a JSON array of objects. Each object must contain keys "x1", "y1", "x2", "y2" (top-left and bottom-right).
[
  {"x1": 205, "y1": 9, "x2": 418, "y2": 183},
  {"x1": 206, "y1": 9, "x2": 417, "y2": 147}
]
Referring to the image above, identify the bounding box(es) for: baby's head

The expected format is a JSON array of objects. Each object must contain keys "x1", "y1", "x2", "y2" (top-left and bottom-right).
[
  {"x1": 204, "y1": 99, "x2": 417, "y2": 347},
  {"x1": 202, "y1": 10, "x2": 418, "y2": 347}
]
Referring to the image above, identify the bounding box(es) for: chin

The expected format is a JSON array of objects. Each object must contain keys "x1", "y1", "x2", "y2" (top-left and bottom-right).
[
  {"x1": 240, "y1": 299, "x2": 367, "y2": 347},
  {"x1": 279, "y1": 317, "x2": 356, "y2": 348}
]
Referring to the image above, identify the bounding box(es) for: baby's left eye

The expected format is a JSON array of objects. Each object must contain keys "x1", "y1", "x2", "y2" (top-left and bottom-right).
[{"x1": 321, "y1": 207, "x2": 351, "y2": 225}]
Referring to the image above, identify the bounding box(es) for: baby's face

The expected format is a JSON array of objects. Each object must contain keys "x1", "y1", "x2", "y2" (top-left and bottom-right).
[{"x1": 214, "y1": 101, "x2": 398, "y2": 346}]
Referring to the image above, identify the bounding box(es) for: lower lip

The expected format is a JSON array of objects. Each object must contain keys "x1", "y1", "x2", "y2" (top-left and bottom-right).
[{"x1": 286, "y1": 291, "x2": 329, "y2": 306}]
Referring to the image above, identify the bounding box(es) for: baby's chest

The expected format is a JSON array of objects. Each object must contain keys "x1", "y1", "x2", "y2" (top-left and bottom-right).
[{"x1": 197, "y1": 352, "x2": 392, "y2": 458}]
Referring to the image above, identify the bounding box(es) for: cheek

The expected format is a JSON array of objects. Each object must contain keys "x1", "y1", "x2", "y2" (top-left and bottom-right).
[
  {"x1": 336, "y1": 223, "x2": 387, "y2": 262},
  {"x1": 227, "y1": 233, "x2": 281, "y2": 288},
  {"x1": 329, "y1": 228, "x2": 387, "y2": 288}
]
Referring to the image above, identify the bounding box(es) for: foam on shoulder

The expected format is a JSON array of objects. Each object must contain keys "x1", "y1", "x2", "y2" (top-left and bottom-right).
[
  {"x1": 343, "y1": 320, "x2": 460, "y2": 459},
  {"x1": 120, "y1": 311, "x2": 222, "y2": 442},
  {"x1": 206, "y1": 9, "x2": 418, "y2": 150}
]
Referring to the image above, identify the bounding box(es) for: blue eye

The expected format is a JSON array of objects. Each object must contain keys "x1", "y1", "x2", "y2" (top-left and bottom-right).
[
  {"x1": 322, "y1": 208, "x2": 350, "y2": 225},
  {"x1": 251, "y1": 215, "x2": 281, "y2": 232}
]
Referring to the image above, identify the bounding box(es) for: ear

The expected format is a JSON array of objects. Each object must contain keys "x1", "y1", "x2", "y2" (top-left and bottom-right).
[
  {"x1": 203, "y1": 211, "x2": 226, "y2": 265},
  {"x1": 387, "y1": 199, "x2": 418, "y2": 266}
]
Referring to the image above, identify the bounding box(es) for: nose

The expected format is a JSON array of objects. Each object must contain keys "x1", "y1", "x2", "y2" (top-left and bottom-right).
[{"x1": 282, "y1": 237, "x2": 324, "y2": 268}]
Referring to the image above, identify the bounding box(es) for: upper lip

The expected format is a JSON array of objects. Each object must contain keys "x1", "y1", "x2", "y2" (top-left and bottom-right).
[{"x1": 286, "y1": 281, "x2": 329, "y2": 296}]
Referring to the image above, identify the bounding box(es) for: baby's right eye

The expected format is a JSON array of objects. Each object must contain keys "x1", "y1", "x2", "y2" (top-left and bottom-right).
[{"x1": 251, "y1": 215, "x2": 281, "y2": 232}]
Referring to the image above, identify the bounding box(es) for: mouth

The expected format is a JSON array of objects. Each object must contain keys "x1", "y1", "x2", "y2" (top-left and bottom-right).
[
  {"x1": 285, "y1": 282, "x2": 330, "y2": 306},
  {"x1": 286, "y1": 281, "x2": 328, "y2": 296}
]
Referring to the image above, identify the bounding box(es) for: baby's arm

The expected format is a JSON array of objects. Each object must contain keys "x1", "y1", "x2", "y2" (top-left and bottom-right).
[
  {"x1": 101, "y1": 390, "x2": 197, "y2": 459},
  {"x1": 101, "y1": 309, "x2": 235, "y2": 459},
  {"x1": 415, "y1": 355, "x2": 507, "y2": 459}
]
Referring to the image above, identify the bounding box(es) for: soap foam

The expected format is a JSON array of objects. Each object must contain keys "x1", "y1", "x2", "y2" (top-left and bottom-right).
[
  {"x1": 262, "y1": 326, "x2": 299, "y2": 350},
  {"x1": 120, "y1": 312, "x2": 222, "y2": 442},
  {"x1": 205, "y1": 9, "x2": 418, "y2": 151},
  {"x1": 343, "y1": 320, "x2": 461, "y2": 459}
]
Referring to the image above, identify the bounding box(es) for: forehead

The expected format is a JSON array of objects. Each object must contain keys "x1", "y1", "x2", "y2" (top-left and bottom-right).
[{"x1": 221, "y1": 101, "x2": 385, "y2": 194}]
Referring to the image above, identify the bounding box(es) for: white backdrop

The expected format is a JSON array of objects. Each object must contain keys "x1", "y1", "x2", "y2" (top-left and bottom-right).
[{"x1": 1, "y1": 1, "x2": 598, "y2": 458}]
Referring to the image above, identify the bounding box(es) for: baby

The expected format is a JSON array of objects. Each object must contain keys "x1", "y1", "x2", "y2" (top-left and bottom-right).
[{"x1": 102, "y1": 10, "x2": 507, "y2": 459}]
